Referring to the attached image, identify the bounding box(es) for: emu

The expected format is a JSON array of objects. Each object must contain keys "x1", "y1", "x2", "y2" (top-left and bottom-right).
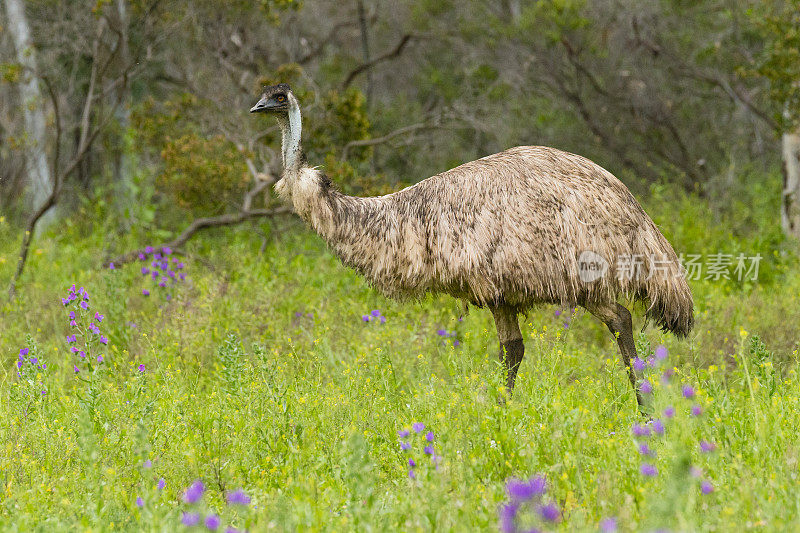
[{"x1": 250, "y1": 84, "x2": 693, "y2": 409}]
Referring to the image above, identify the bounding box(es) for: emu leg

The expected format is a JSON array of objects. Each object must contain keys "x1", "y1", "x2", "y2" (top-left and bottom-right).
[
  {"x1": 489, "y1": 305, "x2": 524, "y2": 395},
  {"x1": 586, "y1": 302, "x2": 644, "y2": 410}
]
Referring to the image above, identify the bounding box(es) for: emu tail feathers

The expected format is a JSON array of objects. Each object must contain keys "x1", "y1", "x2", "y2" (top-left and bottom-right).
[{"x1": 644, "y1": 275, "x2": 694, "y2": 338}]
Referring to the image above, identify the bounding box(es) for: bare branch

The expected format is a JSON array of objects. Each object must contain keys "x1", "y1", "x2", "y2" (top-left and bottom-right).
[
  {"x1": 341, "y1": 121, "x2": 439, "y2": 160},
  {"x1": 104, "y1": 207, "x2": 292, "y2": 268},
  {"x1": 341, "y1": 34, "x2": 413, "y2": 89},
  {"x1": 7, "y1": 20, "x2": 136, "y2": 299}
]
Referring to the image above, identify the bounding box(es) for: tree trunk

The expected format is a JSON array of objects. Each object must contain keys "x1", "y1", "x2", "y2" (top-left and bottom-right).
[
  {"x1": 781, "y1": 129, "x2": 800, "y2": 240},
  {"x1": 4, "y1": 0, "x2": 54, "y2": 225},
  {"x1": 112, "y1": 0, "x2": 133, "y2": 229}
]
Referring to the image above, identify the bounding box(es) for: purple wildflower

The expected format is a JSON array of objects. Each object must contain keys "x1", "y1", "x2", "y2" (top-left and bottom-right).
[
  {"x1": 538, "y1": 502, "x2": 560, "y2": 522},
  {"x1": 633, "y1": 357, "x2": 646, "y2": 372},
  {"x1": 182, "y1": 512, "x2": 200, "y2": 526},
  {"x1": 632, "y1": 424, "x2": 651, "y2": 438},
  {"x1": 408, "y1": 458, "x2": 416, "y2": 468},
  {"x1": 655, "y1": 345, "x2": 668, "y2": 361},
  {"x1": 20, "y1": 348, "x2": 29, "y2": 356},
  {"x1": 138, "y1": 364, "x2": 146, "y2": 372},
  {"x1": 499, "y1": 502, "x2": 518, "y2": 533},
  {"x1": 145, "y1": 246, "x2": 154, "y2": 254},
  {"x1": 423, "y1": 445, "x2": 434, "y2": 455},
  {"x1": 600, "y1": 517, "x2": 618, "y2": 532},
  {"x1": 100, "y1": 335, "x2": 108, "y2": 345},
  {"x1": 699, "y1": 440, "x2": 716, "y2": 453},
  {"x1": 664, "y1": 406, "x2": 675, "y2": 418},
  {"x1": 163, "y1": 246, "x2": 172, "y2": 255},
  {"x1": 436, "y1": 329, "x2": 447, "y2": 336},
  {"x1": 412, "y1": 422, "x2": 425, "y2": 433},
  {"x1": 682, "y1": 384, "x2": 695, "y2": 399},
  {"x1": 425, "y1": 431, "x2": 435, "y2": 442},
  {"x1": 142, "y1": 289, "x2": 150, "y2": 296},
  {"x1": 638, "y1": 442, "x2": 654, "y2": 456},
  {"x1": 640, "y1": 379, "x2": 653, "y2": 394},
  {"x1": 652, "y1": 419, "x2": 665, "y2": 435},
  {"x1": 138, "y1": 252, "x2": 146, "y2": 260},
  {"x1": 108, "y1": 262, "x2": 116, "y2": 270},
  {"x1": 97, "y1": 355, "x2": 103, "y2": 363},
  {"x1": 691, "y1": 404, "x2": 703, "y2": 417},
  {"x1": 506, "y1": 476, "x2": 547, "y2": 502},
  {"x1": 157, "y1": 478, "x2": 166, "y2": 490},
  {"x1": 408, "y1": 469, "x2": 415, "y2": 479},
  {"x1": 640, "y1": 463, "x2": 658, "y2": 477},
  {"x1": 67, "y1": 335, "x2": 76, "y2": 343},
  {"x1": 80, "y1": 300, "x2": 89, "y2": 310},
  {"x1": 361, "y1": 315, "x2": 370, "y2": 322},
  {"x1": 400, "y1": 442, "x2": 411, "y2": 451},
  {"x1": 379, "y1": 315, "x2": 386, "y2": 324},
  {"x1": 143, "y1": 459, "x2": 152, "y2": 469},
  {"x1": 398, "y1": 429, "x2": 410, "y2": 438},
  {"x1": 205, "y1": 515, "x2": 220, "y2": 531},
  {"x1": 184, "y1": 480, "x2": 205, "y2": 503},
  {"x1": 227, "y1": 488, "x2": 251, "y2": 505},
  {"x1": 370, "y1": 309, "x2": 381, "y2": 317},
  {"x1": 701, "y1": 480, "x2": 714, "y2": 494},
  {"x1": 135, "y1": 496, "x2": 143, "y2": 508},
  {"x1": 69, "y1": 311, "x2": 75, "y2": 320},
  {"x1": 73, "y1": 366, "x2": 80, "y2": 373}
]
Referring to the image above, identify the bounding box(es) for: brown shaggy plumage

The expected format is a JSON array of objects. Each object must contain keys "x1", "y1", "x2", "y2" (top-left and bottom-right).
[{"x1": 251, "y1": 84, "x2": 694, "y2": 409}]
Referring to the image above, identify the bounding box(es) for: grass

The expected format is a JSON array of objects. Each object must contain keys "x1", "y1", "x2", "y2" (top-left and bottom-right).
[{"x1": 1, "y1": 213, "x2": 800, "y2": 531}]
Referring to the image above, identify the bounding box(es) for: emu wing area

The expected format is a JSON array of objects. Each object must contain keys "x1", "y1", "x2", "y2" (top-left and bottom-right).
[{"x1": 382, "y1": 145, "x2": 678, "y2": 309}]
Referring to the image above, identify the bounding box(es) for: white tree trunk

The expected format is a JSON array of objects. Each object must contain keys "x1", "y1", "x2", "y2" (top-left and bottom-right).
[
  {"x1": 4, "y1": 0, "x2": 54, "y2": 224},
  {"x1": 782, "y1": 130, "x2": 800, "y2": 240}
]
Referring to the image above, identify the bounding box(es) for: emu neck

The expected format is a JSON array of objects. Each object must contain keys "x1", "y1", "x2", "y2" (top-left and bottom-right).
[
  {"x1": 272, "y1": 106, "x2": 406, "y2": 293},
  {"x1": 277, "y1": 104, "x2": 303, "y2": 172}
]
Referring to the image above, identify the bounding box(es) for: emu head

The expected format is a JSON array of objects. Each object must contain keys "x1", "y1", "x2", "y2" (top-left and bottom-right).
[
  {"x1": 250, "y1": 83, "x2": 303, "y2": 171},
  {"x1": 250, "y1": 83, "x2": 295, "y2": 115}
]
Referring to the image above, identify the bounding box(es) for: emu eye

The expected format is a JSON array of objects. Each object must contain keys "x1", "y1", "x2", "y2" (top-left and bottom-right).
[{"x1": 276, "y1": 94, "x2": 286, "y2": 102}]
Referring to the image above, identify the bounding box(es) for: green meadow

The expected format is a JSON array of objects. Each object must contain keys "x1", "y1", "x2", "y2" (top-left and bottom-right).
[{"x1": 2, "y1": 187, "x2": 799, "y2": 532}]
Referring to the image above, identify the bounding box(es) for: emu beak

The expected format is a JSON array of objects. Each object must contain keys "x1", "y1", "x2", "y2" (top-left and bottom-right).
[{"x1": 249, "y1": 96, "x2": 269, "y2": 113}]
